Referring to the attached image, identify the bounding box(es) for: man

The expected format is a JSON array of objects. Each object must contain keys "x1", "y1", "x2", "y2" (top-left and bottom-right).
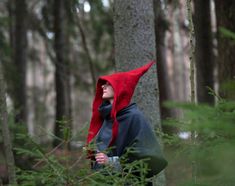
[{"x1": 86, "y1": 61, "x2": 167, "y2": 183}]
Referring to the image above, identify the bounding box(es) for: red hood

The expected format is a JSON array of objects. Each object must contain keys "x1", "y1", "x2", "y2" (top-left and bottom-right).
[{"x1": 87, "y1": 61, "x2": 155, "y2": 146}]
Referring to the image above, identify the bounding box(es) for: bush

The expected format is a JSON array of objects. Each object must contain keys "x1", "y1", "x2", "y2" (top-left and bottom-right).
[{"x1": 164, "y1": 97, "x2": 235, "y2": 186}]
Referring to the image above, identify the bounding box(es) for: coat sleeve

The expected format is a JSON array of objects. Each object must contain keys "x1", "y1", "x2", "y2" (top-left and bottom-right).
[{"x1": 126, "y1": 113, "x2": 168, "y2": 177}]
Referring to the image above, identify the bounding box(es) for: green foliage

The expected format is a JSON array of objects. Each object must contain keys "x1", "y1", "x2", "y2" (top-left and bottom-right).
[
  {"x1": 15, "y1": 147, "x2": 153, "y2": 185},
  {"x1": 163, "y1": 89, "x2": 235, "y2": 185},
  {"x1": 219, "y1": 27, "x2": 235, "y2": 41},
  {"x1": 13, "y1": 123, "x2": 152, "y2": 186},
  {"x1": 220, "y1": 80, "x2": 235, "y2": 100}
]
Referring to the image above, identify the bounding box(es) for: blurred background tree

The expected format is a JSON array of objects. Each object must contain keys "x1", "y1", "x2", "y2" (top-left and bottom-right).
[{"x1": 214, "y1": 0, "x2": 235, "y2": 100}]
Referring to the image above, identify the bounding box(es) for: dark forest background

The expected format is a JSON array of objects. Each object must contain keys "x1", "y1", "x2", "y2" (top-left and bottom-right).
[{"x1": 0, "y1": 0, "x2": 234, "y2": 185}]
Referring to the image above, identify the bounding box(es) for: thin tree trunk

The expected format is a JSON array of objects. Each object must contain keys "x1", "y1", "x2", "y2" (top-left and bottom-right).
[
  {"x1": 13, "y1": 0, "x2": 28, "y2": 123},
  {"x1": 186, "y1": 0, "x2": 196, "y2": 103},
  {"x1": 194, "y1": 0, "x2": 214, "y2": 104},
  {"x1": 114, "y1": 0, "x2": 166, "y2": 185},
  {"x1": 53, "y1": 0, "x2": 72, "y2": 148},
  {"x1": 7, "y1": 0, "x2": 14, "y2": 50},
  {"x1": 154, "y1": 0, "x2": 173, "y2": 120},
  {"x1": 75, "y1": 14, "x2": 96, "y2": 91},
  {"x1": 0, "y1": 62, "x2": 17, "y2": 185},
  {"x1": 64, "y1": 23, "x2": 73, "y2": 151},
  {"x1": 214, "y1": 0, "x2": 235, "y2": 100},
  {"x1": 172, "y1": 0, "x2": 187, "y2": 102},
  {"x1": 154, "y1": 0, "x2": 178, "y2": 135},
  {"x1": 187, "y1": 0, "x2": 197, "y2": 184}
]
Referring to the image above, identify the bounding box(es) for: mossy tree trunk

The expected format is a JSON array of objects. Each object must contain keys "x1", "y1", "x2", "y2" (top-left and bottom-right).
[{"x1": 0, "y1": 62, "x2": 17, "y2": 185}]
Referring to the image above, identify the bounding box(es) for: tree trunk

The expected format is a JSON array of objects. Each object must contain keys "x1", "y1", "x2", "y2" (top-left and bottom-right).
[
  {"x1": 53, "y1": 0, "x2": 72, "y2": 147},
  {"x1": 13, "y1": 0, "x2": 28, "y2": 123},
  {"x1": 7, "y1": 0, "x2": 14, "y2": 50},
  {"x1": 214, "y1": 0, "x2": 235, "y2": 99},
  {"x1": 0, "y1": 62, "x2": 17, "y2": 185},
  {"x1": 154, "y1": 0, "x2": 172, "y2": 118},
  {"x1": 113, "y1": 0, "x2": 165, "y2": 185},
  {"x1": 154, "y1": 0, "x2": 178, "y2": 136},
  {"x1": 194, "y1": 0, "x2": 214, "y2": 104},
  {"x1": 172, "y1": 0, "x2": 188, "y2": 103}
]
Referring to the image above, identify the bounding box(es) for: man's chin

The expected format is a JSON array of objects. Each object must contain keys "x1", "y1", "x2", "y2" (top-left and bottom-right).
[
  {"x1": 102, "y1": 97, "x2": 113, "y2": 102},
  {"x1": 102, "y1": 97, "x2": 110, "y2": 100}
]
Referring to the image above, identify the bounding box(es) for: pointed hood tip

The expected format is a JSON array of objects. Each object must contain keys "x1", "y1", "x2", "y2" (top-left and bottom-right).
[
  {"x1": 146, "y1": 60, "x2": 156, "y2": 68},
  {"x1": 130, "y1": 60, "x2": 156, "y2": 77},
  {"x1": 145, "y1": 60, "x2": 156, "y2": 69},
  {"x1": 149, "y1": 60, "x2": 156, "y2": 64},
  {"x1": 139, "y1": 60, "x2": 156, "y2": 70}
]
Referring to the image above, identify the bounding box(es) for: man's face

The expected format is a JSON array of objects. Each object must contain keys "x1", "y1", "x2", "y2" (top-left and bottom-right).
[{"x1": 102, "y1": 82, "x2": 114, "y2": 100}]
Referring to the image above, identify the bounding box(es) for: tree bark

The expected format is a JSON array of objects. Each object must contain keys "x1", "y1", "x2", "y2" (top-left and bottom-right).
[
  {"x1": 0, "y1": 62, "x2": 17, "y2": 185},
  {"x1": 53, "y1": 0, "x2": 72, "y2": 147},
  {"x1": 114, "y1": 0, "x2": 165, "y2": 185},
  {"x1": 114, "y1": 0, "x2": 159, "y2": 126},
  {"x1": 7, "y1": 0, "x2": 14, "y2": 50},
  {"x1": 186, "y1": 0, "x2": 196, "y2": 103},
  {"x1": 154, "y1": 0, "x2": 173, "y2": 120},
  {"x1": 154, "y1": 0, "x2": 178, "y2": 137},
  {"x1": 214, "y1": 0, "x2": 235, "y2": 99},
  {"x1": 13, "y1": 0, "x2": 28, "y2": 123},
  {"x1": 172, "y1": 0, "x2": 188, "y2": 103},
  {"x1": 194, "y1": 0, "x2": 214, "y2": 104}
]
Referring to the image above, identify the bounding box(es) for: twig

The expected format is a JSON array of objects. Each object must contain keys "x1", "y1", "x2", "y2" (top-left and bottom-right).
[
  {"x1": 33, "y1": 141, "x2": 65, "y2": 168},
  {"x1": 69, "y1": 152, "x2": 85, "y2": 169},
  {"x1": 74, "y1": 10, "x2": 96, "y2": 91}
]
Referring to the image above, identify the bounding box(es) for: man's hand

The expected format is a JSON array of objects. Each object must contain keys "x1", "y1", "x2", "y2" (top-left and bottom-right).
[{"x1": 95, "y1": 152, "x2": 109, "y2": 165}]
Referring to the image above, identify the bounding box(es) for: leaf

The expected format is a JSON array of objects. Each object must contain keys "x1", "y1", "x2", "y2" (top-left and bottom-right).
[{"x1": 219, "y1": 27, "x2": 235, "y2": 41}]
